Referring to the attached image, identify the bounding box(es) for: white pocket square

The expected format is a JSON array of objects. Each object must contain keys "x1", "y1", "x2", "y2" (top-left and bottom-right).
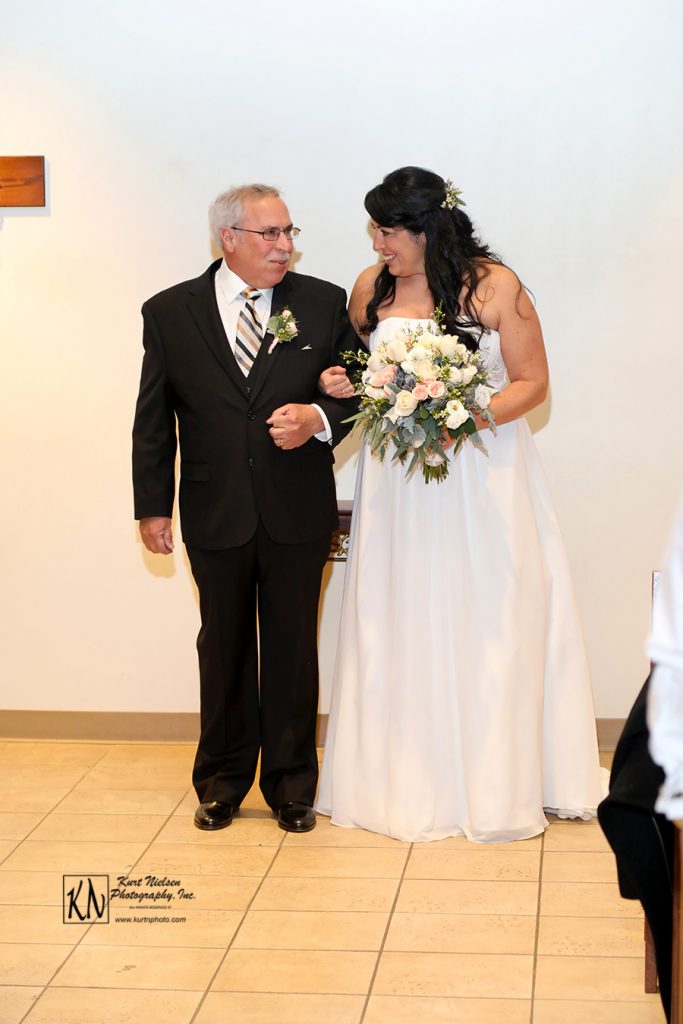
[{"x1": 301, "y1": 344, "x2": 312, "y2": 350}]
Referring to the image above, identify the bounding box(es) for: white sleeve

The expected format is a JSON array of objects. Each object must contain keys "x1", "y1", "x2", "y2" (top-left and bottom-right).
[
  {"x1": 311, "y1": 403, "x2": 332, "y2": 444},
  {"x1": 647, "y1": 495, "x2": 683, "y2": 819}
]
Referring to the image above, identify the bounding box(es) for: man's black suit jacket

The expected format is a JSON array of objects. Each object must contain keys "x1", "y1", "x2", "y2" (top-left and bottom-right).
[{"x1": 132, "y1": 260, "x2": 360, "y2": 549}]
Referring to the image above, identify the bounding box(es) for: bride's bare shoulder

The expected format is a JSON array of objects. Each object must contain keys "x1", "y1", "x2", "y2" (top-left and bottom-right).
[{"x1": 349, "y1": 263, "x2": 382, "y2": 333}]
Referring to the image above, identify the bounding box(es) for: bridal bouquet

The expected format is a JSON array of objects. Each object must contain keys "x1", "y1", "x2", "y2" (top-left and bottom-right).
[{"x1": 342, "y1": 312, "x2": 496, "y2": 483}]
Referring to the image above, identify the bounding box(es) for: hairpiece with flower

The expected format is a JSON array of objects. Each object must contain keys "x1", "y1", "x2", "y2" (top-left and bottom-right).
[{"x1": 441, "y1": 179, "x2": 466, "y2": 211}]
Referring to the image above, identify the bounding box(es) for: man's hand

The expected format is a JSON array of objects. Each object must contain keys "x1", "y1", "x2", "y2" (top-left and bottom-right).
[
  {"x1": 139, "y1": 516, "x2": 174, "y2": 554},
  {"x1": 267, "y1": 404, "x2": 324, "y2": 451}
]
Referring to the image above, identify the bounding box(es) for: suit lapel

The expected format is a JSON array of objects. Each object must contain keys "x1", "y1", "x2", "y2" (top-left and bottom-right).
[{"x1": 186, "y1": 261, "x2": 250, "y2": 396}]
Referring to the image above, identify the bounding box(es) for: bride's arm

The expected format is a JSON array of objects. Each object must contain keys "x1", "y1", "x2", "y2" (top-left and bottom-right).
[
  {"x1": 472, "y1": 264, "x2": 548, "y2": 429},
  {"x1": 318, "y1": 266, "x2": 376, "y2": 397}
]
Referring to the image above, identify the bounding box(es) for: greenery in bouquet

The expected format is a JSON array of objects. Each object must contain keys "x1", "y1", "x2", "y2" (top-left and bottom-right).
[{"x1": 342, "y1": 308, "x2": 496, "y2": 483}]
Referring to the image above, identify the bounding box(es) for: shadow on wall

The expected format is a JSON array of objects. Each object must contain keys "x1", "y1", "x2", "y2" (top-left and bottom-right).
[{"x1": 527, "y1": 385, "x2": 551, "y2": 434}]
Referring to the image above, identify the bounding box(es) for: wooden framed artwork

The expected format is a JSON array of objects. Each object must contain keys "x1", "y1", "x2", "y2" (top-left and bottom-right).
[{"x1": 0, "y1": 156, "x2": 46, "y2": 207}]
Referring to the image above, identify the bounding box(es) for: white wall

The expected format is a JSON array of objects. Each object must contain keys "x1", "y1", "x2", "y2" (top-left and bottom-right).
[{"x1": 1, "y1": 0, "x2": 682, "y2": 717}]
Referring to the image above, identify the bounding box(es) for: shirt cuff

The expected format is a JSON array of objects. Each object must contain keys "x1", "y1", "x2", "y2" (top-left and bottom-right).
[{"x1": 312, "y1": 404, "x2": 332, "y2": 444}]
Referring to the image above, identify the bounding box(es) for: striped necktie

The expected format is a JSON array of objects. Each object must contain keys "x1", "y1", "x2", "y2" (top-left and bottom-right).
[{"x1": 235, "y1": 288, "x2": 263, "y2": 375}]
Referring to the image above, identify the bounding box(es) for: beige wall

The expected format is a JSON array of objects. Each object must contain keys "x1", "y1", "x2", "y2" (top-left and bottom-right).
[{"x1": 2, "y1": 0, "x2": 682, "y2": 719}]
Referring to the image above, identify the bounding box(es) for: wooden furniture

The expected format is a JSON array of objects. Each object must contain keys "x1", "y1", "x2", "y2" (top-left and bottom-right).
[
  {"x1": 646, "y1": 823, "x2": 683, "y2": 1018},
  {"x1": 644, "y1": 570, "x2": 682, "y2": 1018},
  {"x1": 673, "y1": 821, "x2": 683, "y2": 1023},
  {"x1": 330, "y1": 500, "x2": 353, "y2": 561},
  {"x1": 0, "y1": 156, "x2": 45, "y2": 207},
  {"x1": 645, "y1": 571, "x2": 661, "y2": 993}
]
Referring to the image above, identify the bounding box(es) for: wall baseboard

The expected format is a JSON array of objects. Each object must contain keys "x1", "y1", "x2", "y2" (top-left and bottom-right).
[
  {"x1": 595, "y1": 719, "x2": 625, "y2": 752},
  {"x1": 1, "y1": 710, "x2": 622, "y2": 750},
  {"x1": 0, "y1": 711, "x2": 331, "y2": 746}
]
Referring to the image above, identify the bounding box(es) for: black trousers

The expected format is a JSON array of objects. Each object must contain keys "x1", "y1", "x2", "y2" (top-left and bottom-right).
[
  {"x1": 597, "y1": 676, "x2": 675, "y2": 1022},
  {"x1": 187, "y1": 521, "x2": 330, "y2": 810}
]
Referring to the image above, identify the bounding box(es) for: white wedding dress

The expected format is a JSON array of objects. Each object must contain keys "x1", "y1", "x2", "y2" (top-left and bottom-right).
[{"x1": 316, "y1": 317, "x2": 604, "y2": 843}]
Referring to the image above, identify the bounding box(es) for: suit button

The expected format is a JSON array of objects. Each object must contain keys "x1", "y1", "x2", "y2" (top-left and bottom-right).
[
  {"x1": 247, "y1": 410, "x2": 256, "y2": 420},
  {"x1": 245, "y1": 385, "x2": 252, "y2": 395},
  {"x1": 248, "y1": 457, "x2": 255, "y2": 468}
]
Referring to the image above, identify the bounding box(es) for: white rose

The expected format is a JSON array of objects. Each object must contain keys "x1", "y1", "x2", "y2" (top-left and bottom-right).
[
  {"x1": 364, "y1": 385, "x2": 386, "y2": 400},
  {"x1": 367, "y1": 350, "x2": 383, "y2": 372},
  {"x1": 445, "y1": 399, "x2": 469, "y2": 429},
  {"x1": 409, "y1": 343, "x2": 428, "y2": 362},
  {"x1": 393, "y1": 390, "x2": 419, "y2": 417},
  {"x1": 413, "y1": 359, "x2": 438, "y2": 380},
  {"x1": 437, "y1": 334, "x2": 458, "y2": 358},
  {"x1": 448, "y1": 366, "x2": 463, "y2": 385},
  {"x1": 461, "y1": 364, "x2": 477, "y2": 385},
  {"x1": 385, "y1": 338, "x2": 408, "y2": 362},
  {"x1": 453, "y1": 343, "x2": 469, "y2": 361},
  {"x1": 474, "y1": 384, "x2": 495, "y2": 409}
]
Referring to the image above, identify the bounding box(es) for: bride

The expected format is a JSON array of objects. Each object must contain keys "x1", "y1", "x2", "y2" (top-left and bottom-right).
[{"x1": 316, "y1": 166, "x2": 603, "y2": 843}]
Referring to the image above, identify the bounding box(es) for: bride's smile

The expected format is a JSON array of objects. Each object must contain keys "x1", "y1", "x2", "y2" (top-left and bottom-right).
[{"x1": 370, "y1": 220, "x2": 426, "y2": 277}]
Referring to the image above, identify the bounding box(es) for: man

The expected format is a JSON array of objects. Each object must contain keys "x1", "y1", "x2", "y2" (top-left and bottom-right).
[{"x1": 132, "y1": 184, "x2": 359, "y2": 833}]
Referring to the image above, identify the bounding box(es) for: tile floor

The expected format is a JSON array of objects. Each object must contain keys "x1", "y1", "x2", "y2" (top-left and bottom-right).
[{"x1": 0, "y1": 741, "x2": 666, "y2": 1023}]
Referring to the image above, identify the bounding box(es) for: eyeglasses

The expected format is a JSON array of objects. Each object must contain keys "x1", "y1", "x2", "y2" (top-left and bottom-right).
[{"x1": 231, "y1": 226, "x2": 301, "y2": 242}]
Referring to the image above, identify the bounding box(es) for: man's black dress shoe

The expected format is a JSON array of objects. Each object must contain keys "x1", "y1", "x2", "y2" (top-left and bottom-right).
[
  {"x1": 278, "y1": 802, "x2": 316, "y2": 833},
  {"x1": 194, "y1": 801, "x2": 235, "y2": 831}
]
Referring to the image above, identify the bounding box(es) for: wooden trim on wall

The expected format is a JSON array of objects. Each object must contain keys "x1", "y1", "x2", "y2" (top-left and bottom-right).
[
  {"x1": 0, "y1": 711, "x2": 200, "y2": 742},
  {"x1": 2, "y1": 710, "x2": 617, "y2": 749},
  {"x1": 596, "y1": 718, "x2": 626, "y2": 752}
]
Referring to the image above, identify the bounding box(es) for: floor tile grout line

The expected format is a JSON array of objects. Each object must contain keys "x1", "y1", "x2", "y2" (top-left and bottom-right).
[
  {"x1": 2, "y1": 743, "x2": 117, "y2": 866},
  {"x1": 358, "y1": 841, "x2": 414, "y2": 1023},
  {"x1": 528, "y1": 826, "x2": 545, "y2": 1024},
  {"x1": 3, "y1": 745, "x2": 628, "y2": 1016},
  {"x1": 0, "y1": 937, "x2": 651, "y2": 957},
  {"x1": 187, "y1": 827, "x2": 288, "y2": 1024},
  {"x1": 9, "y1": 778, "x2": 252, "y2": 1015},
  {"x1": 11, "y1": 774, "x2": 193, "y2": 1023},
  {"x1": 5, "y1": 984, "x2": 662, "y2": 1000},
  {"x1": 8, "y1": 749, "x2": 121, "y2": 1023},
  {"x1": 13, "y1": 771, "x2": 194, "y2": 1024},
  {"x1": 0, "y1": 750, "x2": 115, "y2": 866}
]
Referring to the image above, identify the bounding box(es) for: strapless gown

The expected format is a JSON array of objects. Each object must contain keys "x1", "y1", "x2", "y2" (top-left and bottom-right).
[{"x1": 316, "y1": 317, "x2": 604, "y2": 842}]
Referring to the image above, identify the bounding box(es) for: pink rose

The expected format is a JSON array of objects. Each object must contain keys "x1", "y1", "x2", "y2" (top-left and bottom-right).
[
  {"x1": 369, "y1": 365, "x2": 396, "y2": 387},
  {"x1": 427, "y1": 380, "x2": 445, "y2": 399},
  {"x1": 412, "y1": 383, "x2": 429, "y2": 401}
]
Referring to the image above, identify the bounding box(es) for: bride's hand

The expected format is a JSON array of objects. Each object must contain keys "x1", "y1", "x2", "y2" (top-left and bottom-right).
[
  {"x1": 318, "y1": 365, "x2": 355, "y2": 398},
  {"x1": 439, "y1": 413, "x2": 487, "y2": 450}
]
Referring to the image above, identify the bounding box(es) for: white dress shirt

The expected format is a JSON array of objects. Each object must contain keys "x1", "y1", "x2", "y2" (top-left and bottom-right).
[
  {"x1": 214, "y1": 260, "x2": 331, "y2": 442},
  {"x1": 647, "y1": 494, "x2": 683, "y2": 819}
]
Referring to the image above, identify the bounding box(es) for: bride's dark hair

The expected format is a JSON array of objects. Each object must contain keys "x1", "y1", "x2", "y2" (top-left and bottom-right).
[{"x1": 362, "y1": 166, "x2": 509, "y2": 346}]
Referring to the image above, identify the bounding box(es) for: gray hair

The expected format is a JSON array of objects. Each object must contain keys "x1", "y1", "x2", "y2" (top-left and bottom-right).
[{"x1": 208, "y1": 184, "x2": 281, "y2": 249}]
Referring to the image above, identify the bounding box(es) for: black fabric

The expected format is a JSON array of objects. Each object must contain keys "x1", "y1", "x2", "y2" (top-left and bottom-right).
[
  {"x1": 187, "y1": 523, "x2": 330, "y2": 809},
  {"x1": 598, "y1": 674, "x2": 675, "y2": 1021},
  {"x1": 132, "y1": 261, "x2": 363, "y2": 811},
  {"x1": 132, "y1": 262, "x2": 362, "y2": 548}
]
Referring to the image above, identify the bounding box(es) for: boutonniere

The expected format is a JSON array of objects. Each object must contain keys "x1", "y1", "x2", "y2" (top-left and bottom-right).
[{"x1": 267, "y1": 307, "x2": 299, "y2": 354}]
